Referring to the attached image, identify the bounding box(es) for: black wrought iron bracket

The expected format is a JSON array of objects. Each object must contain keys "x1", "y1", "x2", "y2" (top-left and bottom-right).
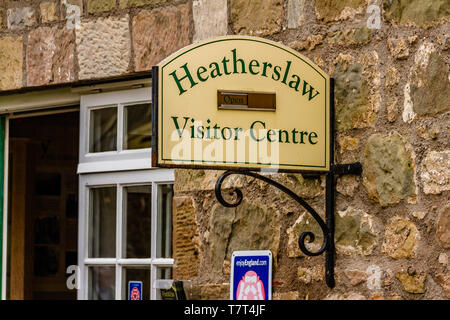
[
  {"x1": 214, "y1": 78, "x2": 363, "y2": 288},
  {"x1": 214, "y1": 163, "x2": 362, "y2": 288}
]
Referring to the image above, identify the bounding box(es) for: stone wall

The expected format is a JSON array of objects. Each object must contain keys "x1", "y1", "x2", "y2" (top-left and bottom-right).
[{"x1": 0, "y1": 0, "x2": 449, "y2": 300}]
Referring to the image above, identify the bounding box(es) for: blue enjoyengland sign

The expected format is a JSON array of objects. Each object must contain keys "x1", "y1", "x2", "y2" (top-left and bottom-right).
[
  {"x1": 128, "y1": 281, "x2": 143, "y2": 300},
  {"x1": 230, "y1": 250, "x2": 272, "y2": 300}
]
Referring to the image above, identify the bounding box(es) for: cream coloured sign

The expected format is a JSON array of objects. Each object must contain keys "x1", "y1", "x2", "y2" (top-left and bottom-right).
[{"x1": 152, "y1": 36, "x2": 331, "y2": 172}]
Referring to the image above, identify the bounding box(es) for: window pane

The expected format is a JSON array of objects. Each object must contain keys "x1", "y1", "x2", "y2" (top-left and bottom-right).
[
  {"x1": 157, "y1": 267, "x2": 172, "y2": 280},
  {"x1": 123, "y1": 185, "x2": 151, "y2": 258},
  {"x1": 89, "y1": 187, "x2": 116, "y2": 258},
  {"x1": 122, "y1": 267, "x2": 151, "y2": 300},
  {"x1": 90, "y1": 107, "x2": 117, "y2": 152},
  {"x1": 123, "y1": 104, "x2": 151, "y2": 150},
  {"x1": 157, "y1": 184, "x2": 173, "y2": 258},
  {"x1": 155, "y1": 267, "x2": 173, "y2": 300},
  {"x1": 88, "y1": 266, "x2": 115, "y2": 300}
]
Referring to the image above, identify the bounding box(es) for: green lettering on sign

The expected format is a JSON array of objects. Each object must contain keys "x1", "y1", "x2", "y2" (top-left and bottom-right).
[{"x1": 169, "y1": 49, "x2": 320, "y2": 101}]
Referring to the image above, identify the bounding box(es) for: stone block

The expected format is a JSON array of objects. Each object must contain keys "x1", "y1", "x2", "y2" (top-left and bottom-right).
[
  {"x1": 119, "y1": 0, "x2": 167, "y2": 9},
  {"x1": 385, "y1": 66, "x2": 399, "y2": 88},
  {"x1": 387, "y1": 37, "x2": 409, "y2": 59},
  {"x1": 209, "y1": 201, "x2": 280, "y2": 273},
  {"x1": 193, "y1": 0, "x2": 228, "y2": 42},
  {"x1": 7, "y1": 7, "x2": 36, "y2": 30},
  {"x1": 133, "y1": 4, "x2": 191, "y2": 71},
  {"x1": 172, "y1": 196, "x2": 200, "y2": 279},
  {"x1": 289, "y1": 35, "x2": 324, "y2": 51},
  {"x1": 191, "y1": 283, "x2": 229, "y2": 300},
  {"x1": 421, "y1": 150, "x2": 450, "y2": 195},
  {"x1": 344, "y1": 269, "x2": 368, "y2": 286},
  {"x1": 336, "y1": 175, "x2": 359, "y2": 197},
  {"x1": 332, "y1": 52, "x2": 380, "y2": 130},
  {"x1": 314, "y1": 0, "x2": 366, "y2": 23},
  {"x1": 231, "y1": 0, "x2": 283, "y2": 36},
  {"x1": 383, "y1": 0, "x2": 450, "y2": 28},
  {"x1": 386, "y1": 98, "x2": 399, "y2": 123},
  {"x1": 435, "y1": 204, "x2": 450, "y2": 249},
  {"x1": 327, "y1": 27, "x2": 371, "y2": 46},
  {"x1": 411, "y1": 211, "x2": 426, "y2": 220},
  {"x1": 87, "y1": 0, "x2": 116, "y2": 13},
  {"x1": 335, "y1": 207, "x2": 377, "y2": 256},
  {"x1": 363, "y1": 132, "x2": 416, "y2": 207},
  {"x1": 338, "y1": 136, "x2": 359, "y2": 154},
  {"x1": 287, "y1": 206, "x2": 376, "y2": 257},
  {"x1": 209, "y1": 203, "x2": 235, "y2": 273},
  {"x1": 415, "y1": 123, "x2": 440, "y2": 140},
  {"x1": 174, "y1": 169, "x2": 245, "y2": 193},
  {"x1": 76, "y1": 15, "x2": 130, "y2": 80},
  {"x1": 435, "y1": 273, "x2": 450, "y2": 298},
  {"x1": 403, "y1": 42, "x2": 449, "y2": 122},
  {"x1": 273, "y1": 173, "x2": 323, "y2": 199},
  {"x1": 297, "y1": 265, "x2": 324, "y2": 284},
  {"x1": 27, "y1": 27, "x2": 75, "y2": 86},
  {"x1": 382, "y1": 217, "x2": 420, "y2": 259},
  {"x1": 0, "y1": 36, "x2": 23, "y2": 91},
  {"x1": 395, "y1": 271, "x2": 426, "y2": 294},
  {"x1": 287, "y1": 0, "x2": 306, "y2": 28},
  {"x1": 40, "y1": 2, "x2": 58, "y2": 23}
]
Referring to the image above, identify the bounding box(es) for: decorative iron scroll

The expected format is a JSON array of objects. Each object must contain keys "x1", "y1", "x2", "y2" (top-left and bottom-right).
[
  {"x1": 215, "y1": 170, "x2": 329, "y2": 256},
  {"x1": 214, "y1": 162, "x2": 362, "y2": 288}
]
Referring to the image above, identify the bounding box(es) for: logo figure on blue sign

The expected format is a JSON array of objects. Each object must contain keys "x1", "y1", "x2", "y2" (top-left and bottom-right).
[{"x1": 236, "y1": 270, "x2": 265, "y2": 300}]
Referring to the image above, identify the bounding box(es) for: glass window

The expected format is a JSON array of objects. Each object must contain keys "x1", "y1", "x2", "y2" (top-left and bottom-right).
[
  {"x1": 89, "y1": 107, "x2": 117, "y2": 153},
  {"x1": 123, "y1": 185, "x2": 152, "y2": 258},
  {"x1": 123, "y1": 104, "x2": 152, "y2": 150},
  {"x1": 122, "y1": 267, "x2": 151, "y2": 300},
  {"x1": 88, "y1": 266, "x2": 116, "y2": 300},
  {"x1": 79, "y1": 88, "x2": 174, "y2": 300},
  {"x1": 88, "y1": 187, "x2": 116, "y2": 258},
  {"x1": 81, "y1": 178, "x2": 174, "y2": 300},
  {"x1": 157, "y1": 184, "x2": 173, "y2": 258}
]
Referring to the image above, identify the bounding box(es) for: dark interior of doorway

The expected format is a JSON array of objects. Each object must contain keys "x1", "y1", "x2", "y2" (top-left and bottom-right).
[{"x1": 7, "y1": 111, "x2": 79, "y2": 300}]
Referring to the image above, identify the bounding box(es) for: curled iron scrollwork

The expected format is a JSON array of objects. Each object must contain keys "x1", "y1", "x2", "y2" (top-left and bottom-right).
[{"x1": 214, "y1": 170, "x2": 330, "y2": 256}]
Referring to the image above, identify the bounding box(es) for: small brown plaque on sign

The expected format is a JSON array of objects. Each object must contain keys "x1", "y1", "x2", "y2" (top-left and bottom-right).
[{"x1": 218, "y1": 90, "x2": 276, "y2": 111}]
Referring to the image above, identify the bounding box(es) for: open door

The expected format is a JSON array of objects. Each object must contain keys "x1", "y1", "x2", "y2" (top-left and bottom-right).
[{"x1": 6, "y1": 111, "x2": 79, "y2": 300}]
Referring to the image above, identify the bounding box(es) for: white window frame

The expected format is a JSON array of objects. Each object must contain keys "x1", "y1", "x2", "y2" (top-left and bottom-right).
[
  {"x1": 78, "y1": 170, "x2": 174, "y2": 300},
  {"x1": 78, "y1": 87, "x2": 153, "y2": 174},
  {"x1": 78, "y1": 87, "x2": 174, "y2": 300}
]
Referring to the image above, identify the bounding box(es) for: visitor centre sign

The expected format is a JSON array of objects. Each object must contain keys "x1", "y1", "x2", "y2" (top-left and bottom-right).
[{"x1": 152, "y1": 36, "x2": 331, "y2": 173}]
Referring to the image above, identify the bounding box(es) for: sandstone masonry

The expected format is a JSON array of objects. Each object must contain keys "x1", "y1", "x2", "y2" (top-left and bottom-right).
[{"x1": 0, "y1": 0, "x2": 448, "y2": 300}]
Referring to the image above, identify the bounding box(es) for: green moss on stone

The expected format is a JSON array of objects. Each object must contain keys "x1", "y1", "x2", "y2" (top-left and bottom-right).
[
  {"x1": 315, "y1": 0, "x2": 366, "y2": 22},
  {"x1": 363, "y1": 132, "x2": 416, "y2": 207},
  {"x1": 383, "y1": 0, "x2": 450, "y2": 27},
  {"x1": 334, "y1": 62, "x2": 371, "y2": 130},
  {"x1": 87, "y1": 0, "x2": 116, "y2": 13},
  {"x1": 410, "y1": 52, "x2": 450, "y2": 116}
]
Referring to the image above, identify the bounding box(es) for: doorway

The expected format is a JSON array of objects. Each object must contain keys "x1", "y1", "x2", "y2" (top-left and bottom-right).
[{"x1": 6, "y1": 110, "x2": 79, "y2": 300}]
